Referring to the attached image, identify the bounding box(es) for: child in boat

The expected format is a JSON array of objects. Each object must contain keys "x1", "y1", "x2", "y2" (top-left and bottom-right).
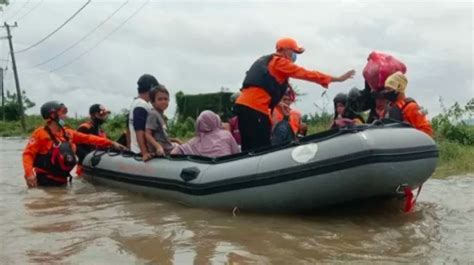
[
  {"x1": 367, "y1": 93, "x2": 389, "y2": 123},
  {"x1": 331, "y1": 93, "x2": 364, "y2": 128},
  {"x1": 145, "y1": 85, "x2": 180, "y2": 158},
  {"x1": 171, "y1": 110, "x2": 240, "y2": 157}
]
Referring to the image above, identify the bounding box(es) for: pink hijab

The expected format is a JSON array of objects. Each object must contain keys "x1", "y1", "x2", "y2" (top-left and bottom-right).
[{"x1": 172, "y1": 110, "x2": 240, "y2": 157}]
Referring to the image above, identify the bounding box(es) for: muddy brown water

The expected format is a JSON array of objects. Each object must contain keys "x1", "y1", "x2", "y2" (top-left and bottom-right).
[{"x1": 1, "y1": 137, "x2": 473, "y2": 264}]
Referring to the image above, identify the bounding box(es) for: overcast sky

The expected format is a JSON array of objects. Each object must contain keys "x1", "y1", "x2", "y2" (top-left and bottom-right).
[{"x1": 1, "y1": 0, "x2": 472, "y2": 119}]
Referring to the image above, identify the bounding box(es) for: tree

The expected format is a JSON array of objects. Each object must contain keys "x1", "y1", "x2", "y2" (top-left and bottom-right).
[
  {"x1": 0, "y1": 0, "x2": 10, "y2": 11},
  {"x1": 0, "y1": 90, "x2": 35, "y2": 121}
]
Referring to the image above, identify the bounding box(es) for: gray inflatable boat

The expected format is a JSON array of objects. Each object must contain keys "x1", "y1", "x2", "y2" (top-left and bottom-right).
[{"x1": 82, "y1": 122, "x2": 438, "y2": 213}]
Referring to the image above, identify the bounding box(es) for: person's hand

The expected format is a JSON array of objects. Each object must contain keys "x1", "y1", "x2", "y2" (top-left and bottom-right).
[
  {"x1": 279, "y1": 102, "x2": 291, "y2": 116},
  {"x1": 335, "y1": 118, "x2": 355, "y2": 127},
  {"x1": 171, "y1": 138, "x2": 183, "y2": 145},
  {"x1": 111, "y1": 141, "x2": 127, "y2": 151},
  {"x1": 25, "y1": 175, "x2": 37, "y2": 188},
  {"x1": 335, "y1": 69, "x2": 356, "y2": 82},
  {"x1": 142, "y1": 152, "x2": 153, "y2": 162},
  {"x1": 154, "y1": 144, "x2": 165, "y2": 156}
]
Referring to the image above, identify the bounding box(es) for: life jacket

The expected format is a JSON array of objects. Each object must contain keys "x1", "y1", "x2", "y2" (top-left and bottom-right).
[
  {"x1": 78, "y1": 121, "x2": 106, "y2": 138},
  {"x1": 33, "y1": 126, "x2": 77, "y2": 178},
  {"x1": 388, "y1": 97, "x2": 416, "y2": 122},
  {"x1": 271, "y1": 107, "x2": 301, "y2": 134},
  {"x1": 242, "y1": 54, "x2": 288, "y2": 109}
]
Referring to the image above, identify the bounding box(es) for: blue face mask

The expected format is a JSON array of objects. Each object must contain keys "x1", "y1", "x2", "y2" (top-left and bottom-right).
[
  {"x1": 57, "y1": 119, "x2": 65, "y2": 127},
  {"x1": 291, "y1": 52, "x2": 297, "y2": 62}
]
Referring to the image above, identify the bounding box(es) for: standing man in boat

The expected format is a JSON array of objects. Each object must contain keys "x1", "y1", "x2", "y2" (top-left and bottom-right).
[
  {"x1": 22, "y1": 101, "x2": 126, "y2": 188},
  {"x1": 234, "y1": 37, "x2": 356, "y2": 151},
  {"x1": 128, "y1": 74, "x2": 159, "y2": 161}
]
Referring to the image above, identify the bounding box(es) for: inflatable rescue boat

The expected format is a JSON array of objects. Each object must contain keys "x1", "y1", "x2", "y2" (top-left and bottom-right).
[{"x1": 82, "y1": 121, "x2": 438, "y2": 213}]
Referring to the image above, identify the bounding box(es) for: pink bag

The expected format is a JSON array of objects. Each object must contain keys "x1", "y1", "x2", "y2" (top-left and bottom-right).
[{"x1": 363, "y1": 52, "x2": 407, "y2": 91}]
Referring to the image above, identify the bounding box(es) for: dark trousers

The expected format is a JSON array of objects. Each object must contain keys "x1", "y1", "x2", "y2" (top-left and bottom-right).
[{"x1": 235, "y1": 104, "x2": 271, "y2": 152}]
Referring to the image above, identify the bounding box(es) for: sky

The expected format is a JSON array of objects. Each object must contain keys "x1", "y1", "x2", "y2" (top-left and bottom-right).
[{"x1": 0, "y1": 0, "x2": 472, "y2": 119}]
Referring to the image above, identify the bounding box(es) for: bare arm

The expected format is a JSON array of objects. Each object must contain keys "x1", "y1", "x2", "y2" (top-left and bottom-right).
[{"x1": 145, "y1": 129, "x2": 164, "y2": 155}]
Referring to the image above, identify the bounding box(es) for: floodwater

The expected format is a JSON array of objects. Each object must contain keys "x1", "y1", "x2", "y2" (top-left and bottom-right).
[{"x1": 1, "y1": 137, "x2": 473, "y2": 265}]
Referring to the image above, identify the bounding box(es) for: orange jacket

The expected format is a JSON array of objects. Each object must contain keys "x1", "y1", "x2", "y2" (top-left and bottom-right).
[
  {"x1": 272, "y1": 107, "x2": 301, "y2": 134},
  {"x1": 23, "y1": 126, "x2": 113, "y2": 177},
  {"x1": 393, "y1": 96, "x2": 433, "y2": 137},
  {"x1": 237, "y1": 54, "x2": 333, "y2": 114}
]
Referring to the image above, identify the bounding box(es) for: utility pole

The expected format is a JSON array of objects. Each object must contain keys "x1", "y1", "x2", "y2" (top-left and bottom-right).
[
  {"x1": 3, "y1": 22, "x2": 25, "y2": 132},
  {"x1": 0, "y1": 67, "x2": 4, "y2": 122}
]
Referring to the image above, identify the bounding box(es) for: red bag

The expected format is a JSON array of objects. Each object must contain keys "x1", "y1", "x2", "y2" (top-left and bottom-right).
[{"x1": 363, "y1": 52, "x2": 407, "y2": 91}]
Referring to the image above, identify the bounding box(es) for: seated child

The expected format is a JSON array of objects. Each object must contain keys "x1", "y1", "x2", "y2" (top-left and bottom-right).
[
  {"x1": 145, "y1": 85, "x2": 178, "y2": 156},
  {"x1": 331, "y1": 93, "x2": 364, "y2": 128}
]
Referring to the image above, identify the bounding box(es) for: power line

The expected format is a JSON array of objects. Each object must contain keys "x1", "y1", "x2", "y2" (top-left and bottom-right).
[
  {"x1": 15, "y1": 0, "x2": 91, "y2": 54},
  {"x1": 16, "y1": 0, "x2": 42, "y2": 21},
  {"x1": 4, "y1": 0, "x2": 31, "y2": 21},
  {"x1": 50, "y1": 0, "x2": 150, "y2": 72},
  {"x1": 33, "y1": 0, "x2": 129, "y2": 68}
]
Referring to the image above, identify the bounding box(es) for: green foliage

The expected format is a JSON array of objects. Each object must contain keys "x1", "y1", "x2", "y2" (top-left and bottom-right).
[
  {"x1": 0, "y1": 113, "x2": 128, "y2": 141},
  {"x1": 167, "y1": 116, "x2": 195, "y2": 140},
  {"x1": 432, "y1": 98, "x2": 474, "y2": 145},
  {"x1": 434, "y1": 141, "x2": 474, "y2": 178},
  {"x1": 302, "y1": 110, "x2": 333, "y2": 134},
  {"x1": 0, "y1": 0, "x2": 9, "y2": 8},
  {"x1": 0, "y1": 115, "x2": 43, "y2": 137},
  {"x1": 102, "y1": 113, "x2": 128, "y2": 141},
  {"x1": 0, "y1": 90, "x2": 36, "y2": 121},
  {"x1": 175, "y1": 90, "x2": 234, "y2": 122}
]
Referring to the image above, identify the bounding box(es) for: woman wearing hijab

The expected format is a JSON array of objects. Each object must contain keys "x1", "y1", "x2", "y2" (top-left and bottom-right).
[{"x1": 171, "y1": 110, "x2": 240, "y2": 157}]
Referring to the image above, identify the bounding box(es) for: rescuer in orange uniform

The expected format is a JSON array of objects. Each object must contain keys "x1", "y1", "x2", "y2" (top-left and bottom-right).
[
  {"x1": 75, "y1": 104, "x2": 111, "y2": 176},
  {"x1": 22, "y1": 101, "x2": 125, "y2": 188},
  {"x1": 271, "y1": 90, "x2": 302, "y2": 135},
  {"x1": 379, "y1": 72, "x2": 433, "y2": 137},
  {"x1": 235, "y1": 37, "x2": 355, "y2": 151}
]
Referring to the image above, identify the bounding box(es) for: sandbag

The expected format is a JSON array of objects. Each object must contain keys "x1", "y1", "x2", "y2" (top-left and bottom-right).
[{"x1": 363, "y1": 52, "x2": 407, "y2": 91}]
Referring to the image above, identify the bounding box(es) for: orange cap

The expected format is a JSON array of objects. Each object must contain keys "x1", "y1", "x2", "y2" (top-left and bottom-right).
[{"x1": 275, "y1": 38, "x2": 305, "y2": 54}]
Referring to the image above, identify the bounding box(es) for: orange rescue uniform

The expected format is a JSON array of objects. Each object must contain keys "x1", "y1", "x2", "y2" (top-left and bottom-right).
[
  {"x1": 23, "y1": 126, "x2": 113, "y2": 178},
  {"x1": 237, "y1": 54, "x2": 333, "y2": 115},
  {"x1": 393, "y1": 95, "x2": 433, "y2": 137},
  {"x1": 272, "y1": 107, "x2": 302, "y2": 134}
]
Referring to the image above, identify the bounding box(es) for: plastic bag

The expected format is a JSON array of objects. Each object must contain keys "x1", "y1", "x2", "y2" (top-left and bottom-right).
[{"x1": 363, "y1": 52, "x2": 407, "y2": 91}]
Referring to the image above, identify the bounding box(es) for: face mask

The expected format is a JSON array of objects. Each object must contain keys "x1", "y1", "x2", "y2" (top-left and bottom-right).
[
  {"x1": 57, "y1": 119, "x2": 65, "y2": 127},
  {"x1": 383, "y1": 90, "x2": 399, "y2": 102},
  {"x1": 93, "y1": 117, "x2": 105, "y2": 125},
  {"x1": 291, "y1": 52, "x2": 297, "y2": 62}
]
